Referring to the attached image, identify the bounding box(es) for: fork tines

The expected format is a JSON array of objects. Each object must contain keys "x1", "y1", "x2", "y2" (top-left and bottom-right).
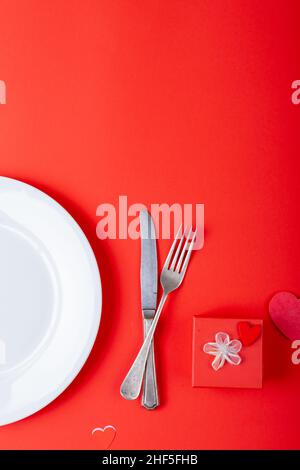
[{"x1": 166, "y1": 226, "x2": 197, "y2": 275}]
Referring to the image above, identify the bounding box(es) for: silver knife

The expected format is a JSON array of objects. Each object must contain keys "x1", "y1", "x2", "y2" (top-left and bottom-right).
[{"x1": 140, "y1": 210, "x2": 158, "y2": 409}]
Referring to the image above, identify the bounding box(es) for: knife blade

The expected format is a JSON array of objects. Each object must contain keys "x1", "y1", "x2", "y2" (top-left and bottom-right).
[
  {"x1": 140, "y1": 210, "x2": 158, "y2": 409},
  {"x1": 140, "y1": 210, "x2": 157, "y2": 312}
]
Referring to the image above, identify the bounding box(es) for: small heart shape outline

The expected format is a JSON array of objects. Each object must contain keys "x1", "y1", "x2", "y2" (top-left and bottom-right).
[{"x1": 92, "y1": 425, "x2": 116, "y2": 450}]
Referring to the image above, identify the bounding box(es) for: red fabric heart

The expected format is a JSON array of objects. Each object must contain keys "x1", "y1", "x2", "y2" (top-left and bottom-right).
[
  {"x1": 237, "y1": 321, "x2": 261, "y2": 346},
  {"x1": 269, "y1": 292, "x2": 300, "y2": 340}
]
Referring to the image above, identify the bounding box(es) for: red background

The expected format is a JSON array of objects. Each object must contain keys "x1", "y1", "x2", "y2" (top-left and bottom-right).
[{"x1": 0, "y1": 0, "x2": 300, "y2": 449}]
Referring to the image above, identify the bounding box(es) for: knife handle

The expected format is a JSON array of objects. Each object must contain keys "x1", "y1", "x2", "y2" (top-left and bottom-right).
[
  {"x1": 142, "y1": 318, "x2": 159, "y2": 410},
  {"x1": 120, "y1": 293, "x2": 167, "y2": 401}
]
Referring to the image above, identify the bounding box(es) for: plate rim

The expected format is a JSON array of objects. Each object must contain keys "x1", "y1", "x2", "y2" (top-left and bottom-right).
[{"x1": 0, "y1": 176, "x2": 102, "y2": 426}]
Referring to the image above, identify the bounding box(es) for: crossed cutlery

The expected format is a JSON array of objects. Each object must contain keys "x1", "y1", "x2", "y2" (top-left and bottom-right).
[{"x1": 120, "y1": 225, "x2": 197, "y2": 402}]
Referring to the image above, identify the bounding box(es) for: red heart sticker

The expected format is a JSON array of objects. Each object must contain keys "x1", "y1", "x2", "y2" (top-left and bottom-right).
[{"x1": 237, "y1": 321, "x2": 261, "y2": 346}]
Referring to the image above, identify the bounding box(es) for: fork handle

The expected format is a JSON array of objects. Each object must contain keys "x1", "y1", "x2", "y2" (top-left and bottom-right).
[
  {"x1": 142, "y1": 318, "x2": 159, "y2": 409},
  {"x1": 120, "y1": 293, "x2": 168, "y2": 400}
]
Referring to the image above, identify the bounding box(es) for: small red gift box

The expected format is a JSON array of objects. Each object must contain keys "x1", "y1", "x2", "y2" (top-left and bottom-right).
[{"x1": 192, "y1": 317, "x2": 263, "y2": 389}]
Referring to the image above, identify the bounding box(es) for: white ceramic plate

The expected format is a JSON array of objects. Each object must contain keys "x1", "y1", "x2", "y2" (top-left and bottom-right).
[{"x1": 0, "y1": 177, "x2": 101, "y2": 425}]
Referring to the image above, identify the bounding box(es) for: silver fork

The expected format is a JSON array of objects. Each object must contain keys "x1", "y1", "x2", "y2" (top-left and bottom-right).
[{"x1": 120, "y1": 226, "x2": 197, "y2": 401}]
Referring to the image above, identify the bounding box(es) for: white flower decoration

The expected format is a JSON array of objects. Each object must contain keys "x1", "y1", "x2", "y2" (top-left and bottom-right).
[{"x1": 203, "y1": 332, "x2": 242, "y2": 371}]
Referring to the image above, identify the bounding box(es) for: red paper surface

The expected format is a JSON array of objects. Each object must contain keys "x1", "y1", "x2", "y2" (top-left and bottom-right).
[
  {"x1": 192, "y1": 317, "x2": 263, "y2": 389},
  {"x1": 0, "y1": 0, "x2": 300, "y2": 450}
]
